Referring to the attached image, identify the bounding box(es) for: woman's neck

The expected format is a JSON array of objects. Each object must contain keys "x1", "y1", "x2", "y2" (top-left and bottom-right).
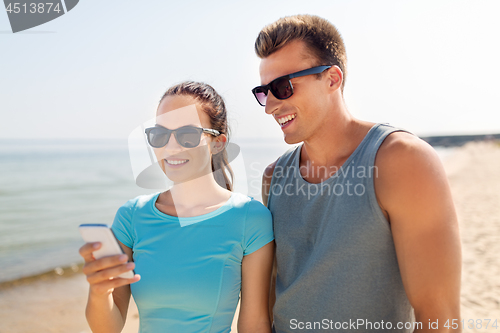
[{"x1": 158, "y1": 172, "x2": 231, "y2": 217}]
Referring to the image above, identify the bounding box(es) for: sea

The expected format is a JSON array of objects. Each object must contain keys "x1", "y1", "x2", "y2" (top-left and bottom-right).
[
  {"x1": 0, "y1": 137, "x2": 291, "y2": 283},
  {"x1": 0, "y1": 138, "x2": 455, "y2": 283}
]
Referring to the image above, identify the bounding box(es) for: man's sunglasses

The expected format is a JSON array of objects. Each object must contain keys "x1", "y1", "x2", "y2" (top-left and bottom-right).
[
  {"x1": 251, "y1": 65, "x2": 331, "y2": 106},
  {"x1": 144, "y1": 125, "x2": 220, "y2": 149}
]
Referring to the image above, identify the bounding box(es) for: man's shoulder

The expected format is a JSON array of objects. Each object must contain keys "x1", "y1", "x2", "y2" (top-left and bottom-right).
[
  {"x1": 262, "y1": 159, "x2": 279, "y2": 204},
  {"x1": 263, "y1": 158, "x2": 279, "y2": 181},
  {"x1": 376, "y1": 131, "x2": 437, "y2": 166},
  {"x1": 262, "y1": 147, "x2": 295, "y2": 182},
  {"x1": 262, "y1": 146, "x2": 299, "y2": 206},
  {"x1": 374, "y1": 131, "x2": 445, "y2": 203}
]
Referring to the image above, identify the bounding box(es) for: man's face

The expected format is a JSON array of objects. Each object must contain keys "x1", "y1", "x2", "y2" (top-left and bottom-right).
[{"x1": 259, "y1": 40, "x2": 331, "y2": 144}]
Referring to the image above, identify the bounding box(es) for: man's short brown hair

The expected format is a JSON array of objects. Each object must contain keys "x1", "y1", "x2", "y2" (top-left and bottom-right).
[{"x1": 255, "y1": 14, "x2": 347, "y2": 91}]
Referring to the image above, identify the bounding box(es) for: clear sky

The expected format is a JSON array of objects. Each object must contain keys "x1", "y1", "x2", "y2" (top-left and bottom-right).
[{"x1": 1, "y1": 0, "x2": 499, "y2": 141}]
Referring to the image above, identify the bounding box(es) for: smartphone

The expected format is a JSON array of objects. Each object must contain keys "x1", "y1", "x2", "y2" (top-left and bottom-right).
[{"x1": 78, "y1": 223, "x2": 134, "y2": 279}]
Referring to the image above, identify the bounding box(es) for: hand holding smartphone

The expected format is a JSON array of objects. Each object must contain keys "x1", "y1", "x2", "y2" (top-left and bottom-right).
[{"x1": 78, "y1": 223, "x2": 135, "y2": 279}]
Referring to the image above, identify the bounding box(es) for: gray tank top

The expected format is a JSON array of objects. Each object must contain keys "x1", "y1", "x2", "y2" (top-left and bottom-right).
[{"x1": 268, "y1": 123, "x2": 414, "y2": 333}]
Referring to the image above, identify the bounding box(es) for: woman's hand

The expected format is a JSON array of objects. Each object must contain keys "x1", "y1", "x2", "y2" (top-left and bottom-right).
[
  {"x1": 79, "y1": 241, "x2": 138, "y2": 333},
  {"x1": 79, "y1": 242, "x2": 140, "y2": 297}
]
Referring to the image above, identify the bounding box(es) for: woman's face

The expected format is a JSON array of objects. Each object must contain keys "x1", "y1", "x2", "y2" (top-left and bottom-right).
[{"x1": 153, "y1": 95, "x2": 221, "y2": 184}]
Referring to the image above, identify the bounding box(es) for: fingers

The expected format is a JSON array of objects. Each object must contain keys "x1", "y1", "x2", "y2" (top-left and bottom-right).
[
  {"x1": 83, "y1": 253, "x2": 127, "y2": 275},
  {"x1": 79, "y1": 242, "x2": 101, "y2": 263},
  {"x1": 79, "y1": 242, "x2": 141, "y2": 296},
  {"x1": 89, "y1": 274, "x2": 141, "y2": 296},
  {"x1": 79, "y1": 242, "x2": 139, "y2": 297},
  {"x1": 82, "y1": 253, "x2": 139, "y2": 296},
  {"x1": 86, "y1": 260, "x2": 135, "y2": 284}
]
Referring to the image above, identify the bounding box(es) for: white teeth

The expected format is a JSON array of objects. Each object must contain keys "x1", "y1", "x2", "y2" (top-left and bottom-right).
[
  {"x1": 166, "y1": 159, "x2": 188, "y2": 165},
  {"x1": 277, "y1": 114, "x2": 296, "y2": 125}
]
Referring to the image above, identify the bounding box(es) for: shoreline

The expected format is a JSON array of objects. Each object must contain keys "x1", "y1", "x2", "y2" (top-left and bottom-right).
[
  {"x1": 0, "y1": 263, "x2": 84, "y2": 291},
  {"x1": 0, "y1": 263, "x2": 141, "y2": 333}
]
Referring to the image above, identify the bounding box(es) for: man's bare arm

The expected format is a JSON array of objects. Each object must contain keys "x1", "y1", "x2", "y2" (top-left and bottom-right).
[
  {"x1": 375, "y1": 132, "x2": 462, "y2": 332},
  {"x1": 262, "y1": 160, "x2": 278, "y2": 322},
  {"x1": 262, "y1": 160, "x2": 277, "y2": 207}
]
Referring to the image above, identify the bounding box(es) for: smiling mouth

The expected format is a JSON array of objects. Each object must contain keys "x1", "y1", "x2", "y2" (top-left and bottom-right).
[
  {"x1": 276, "y1": 113, "x2": 296, "y2": 127},
  {"x1": 165, "y1": 159, "x2": 189, "y2": 166}
]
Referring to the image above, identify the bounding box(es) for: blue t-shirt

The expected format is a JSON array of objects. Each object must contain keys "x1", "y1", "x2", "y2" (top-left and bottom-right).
[{"x1": 111, "y1": 191, "x2": 274, "y2": 333}]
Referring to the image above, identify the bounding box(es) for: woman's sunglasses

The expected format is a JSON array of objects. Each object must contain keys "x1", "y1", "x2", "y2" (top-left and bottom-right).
[
  {"x1": 145, "y1": 125, "x2": 220, "y2": 149},
  {"x1": 251, "y1": 65, "x2": 331, "y2": 107}
]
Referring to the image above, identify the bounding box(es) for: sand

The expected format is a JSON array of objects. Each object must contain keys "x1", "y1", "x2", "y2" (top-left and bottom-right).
[
  {"x1": 0, "y1": 268, "x2": 238, "y2": 333},
  {"x1": 443, "y1": 142, "x2": 500, "y2": 332},
  {"x1": 0, "y1": 272, "x2": 138, "y2": 333},
  {"x1": 0, "y1": 141, "x2": 499, "y2": 333}
]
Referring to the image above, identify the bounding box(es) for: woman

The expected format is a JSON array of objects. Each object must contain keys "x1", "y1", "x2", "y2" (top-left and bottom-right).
[{"x1": 79, "y1": 81, "x2": 274, "y2": 333}]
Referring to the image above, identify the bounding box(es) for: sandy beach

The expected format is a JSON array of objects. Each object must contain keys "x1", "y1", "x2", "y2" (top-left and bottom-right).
[
  {"x1": 1, "y1": 141, "x2": 499, "y2": 333},
  {"x1": 443, "y1": 142, "x2": 500, "y2": 332}
]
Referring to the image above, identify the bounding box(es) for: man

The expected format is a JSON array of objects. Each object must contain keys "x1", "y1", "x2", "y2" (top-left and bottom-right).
[{"x1": 253, "y1": 15, "x2": 462, "y2": 332}]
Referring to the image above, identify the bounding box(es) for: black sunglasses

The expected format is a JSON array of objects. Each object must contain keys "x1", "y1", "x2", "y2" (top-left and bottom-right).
[
  {"x1": 144, "y1": 125, "x2": 220, "y2": 149},
  {"x1": 251, "y1": 65, "x2": 332, "y2": 106}
]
